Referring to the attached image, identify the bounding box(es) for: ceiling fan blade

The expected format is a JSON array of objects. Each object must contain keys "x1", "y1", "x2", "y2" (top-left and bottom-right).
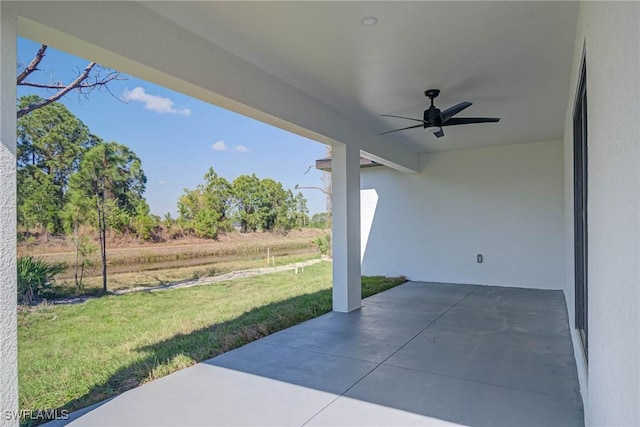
[
  {"x1": 434, "y1": 128, "x2": 445, "y2": 138},
  {"x1": 380, "y1": 114, "x2": 426, "y2": 124},
  {"x1": 440, "y1": 102, "x2": 472, "y2": 122},
  {"x1": 442, "y1": 117, "x2": 500, "y2": 126},
  {"x1": 378, "y1": 124, "x2": 423, "y2": 135}
]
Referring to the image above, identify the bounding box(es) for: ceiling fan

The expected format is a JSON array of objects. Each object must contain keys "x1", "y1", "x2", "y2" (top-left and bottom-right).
[{"x1": 379, "y1": 89, "x2": 500, "y2": 138}]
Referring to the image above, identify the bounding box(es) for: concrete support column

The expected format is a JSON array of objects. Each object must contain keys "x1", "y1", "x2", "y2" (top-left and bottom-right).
[
  {"x1": 0, "y1": 4, "x2": 18, "y2": 426},
  {"x1": 331, "y1": 142, "x2": 361, "y2": 313}
]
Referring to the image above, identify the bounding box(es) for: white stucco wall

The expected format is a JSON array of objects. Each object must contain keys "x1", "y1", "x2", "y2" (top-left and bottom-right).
[
  {"x1": 361, "y1": 140, "x2": 565, "y2": 290},
  {"x1": 563, "y1": 3, "x2": 640, "y2": 426},
  {"x1": 0, "y1": 5, "x2": 18, "y2": 426}
]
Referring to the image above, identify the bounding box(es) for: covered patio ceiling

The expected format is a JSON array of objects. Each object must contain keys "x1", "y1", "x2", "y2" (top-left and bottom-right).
[
  {"x1": 143, "y1": 1, "x2": 579, "y2": 153},
  {"x1": 9, "y1": 1, "x2": 580, "y2": 167}
]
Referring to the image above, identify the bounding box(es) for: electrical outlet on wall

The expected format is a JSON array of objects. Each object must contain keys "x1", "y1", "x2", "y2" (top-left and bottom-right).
[{"x1": 477, "y1": 254, "x2": 483, "y2": 263}]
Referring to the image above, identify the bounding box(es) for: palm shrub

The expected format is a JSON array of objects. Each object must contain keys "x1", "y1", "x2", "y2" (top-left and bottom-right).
[
  {"x1": 17, "y1": 256, "x2": 66, "y2": 305},
  {"x1": 313, "y1": 234, "x2": 331, "y2": 256}
]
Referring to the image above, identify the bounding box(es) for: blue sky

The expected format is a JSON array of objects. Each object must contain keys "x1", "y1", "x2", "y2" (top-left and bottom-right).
[{"x1": 17, "y1": 37, "x2": 329, "y2": 217}]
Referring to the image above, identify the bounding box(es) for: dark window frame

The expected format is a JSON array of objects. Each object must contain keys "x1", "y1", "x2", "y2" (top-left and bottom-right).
[{"x1": 573, "y1": 52, "x2": 588, "y2": 361}]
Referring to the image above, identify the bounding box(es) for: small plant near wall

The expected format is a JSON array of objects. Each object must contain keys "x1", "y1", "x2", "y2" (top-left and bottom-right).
[{"x1": 17, "y1": 256, "x2": 66, "y2": 305}]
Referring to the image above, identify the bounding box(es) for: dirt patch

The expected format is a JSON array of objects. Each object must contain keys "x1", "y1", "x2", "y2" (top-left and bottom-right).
[
  {"x1": 19, "y1": 229, "x2": 329, "y2": 277},
  {"x1": 114, "y1": 257, "x2": 330, "y2": 294},
  {"x1": 47, "y1": 257, "x2": 331, "y2": 305},
  {"x1": 20, "y1": 229, "x2": 327, "y2": 255}
]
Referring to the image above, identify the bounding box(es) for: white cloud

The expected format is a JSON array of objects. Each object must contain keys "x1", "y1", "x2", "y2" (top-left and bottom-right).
[
  {"x1": 235, "y1": 145, "x2": 249, "y2": 152},
  {"x1": 123, "y1": 87, "x2": 191, "y2": 116},
  {"x1": 210, "y1": 140, "x2": 249, "y2": 153},
  {"x1": 158, "y1": 180, "x2": 167, "y2": 185},
  {"x1": 211, "y1": 140, "x2": 228, "y2": 151}
]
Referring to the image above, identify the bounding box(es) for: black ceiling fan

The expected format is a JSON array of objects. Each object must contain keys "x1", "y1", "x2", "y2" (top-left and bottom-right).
[{"x1": 379, "y1": 89, "x2": 500, "y2": 138}]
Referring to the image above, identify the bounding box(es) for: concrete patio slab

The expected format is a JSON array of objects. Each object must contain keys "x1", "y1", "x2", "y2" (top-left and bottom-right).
[
  {"x1": 206, "y1": 341, "x2": 377, "y2": 394},
  {"x1": 342, "y1": 364, "x2": 583, "y2": 427},
  {"x1": 385, "y1": 332, "x2": 580, "y2": 399},
  {"x1": 422, "y1": 317, "x2": 575, "y2": 357},
  {"x1": 257, "y1": 320, "x2": 409, "y2": 363},
  {"x1": 364, "y1": 281, "x2": 476, "y2": 308},
  {"x1": 64, "y1": 363, "x2": 337, "y2": 426},
  {"x1": 49, "y1": 281, "x2": 584, "y2": 426},
  {"x1": 258, "y1": 301, "x2": 444, "y2": 363},
  {"x1": 305, "y1": 396, "x2": 462, "y2": 426},
  {"x1": 458, "y1": 287, "x2": 568, "y2": 316}
]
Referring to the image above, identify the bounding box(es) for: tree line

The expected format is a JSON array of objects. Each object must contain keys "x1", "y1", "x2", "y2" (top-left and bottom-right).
[
  {"x1": 16, "y1": 95, "x2": 317, "y2": 238},
  {"x1": 16, "y1": 96, "x2": 323, "y2": 290},
  {"x1": 17, "y1": 95, "x2": 150, "y2": 238},
  {"x1": 173, "y1": 168, "x2": 309, "y2": 238},
  {"x1": 15, "y1": 45, "x2": 329, "y2": 299},
  {"x1": 18, "y1": 95, "x2": 152, "y2": 291}
]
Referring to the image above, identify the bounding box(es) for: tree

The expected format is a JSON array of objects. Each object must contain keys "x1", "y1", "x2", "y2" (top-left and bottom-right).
[
  {"x1": 296, "y1": 146, "x2": 332, "y2": 229},
  {"x1": 17, "y1": 96, "x2": 93, "y2": 180},
  {"x1": 68, "y1": 142, "x2": 147, "y2": 292},
  {"x1": 131, "y1": 201, "x2": 160, "y2": 242},
  {"x1": 178, "y1": 189, "x2": 221, "y2": 239},
  {"x1": 232, "y1": 174, "x2": 262, "y2": 233},
  {"x1": 16, "y1": 97, "x2": 98, "y2": 234},
  {"x1": 178, "y1": 170, "x2": 305, "y2": 236},
  {"x1": 232, "y1": 175, "x2": 305, "y2": 233},
  {"x1": 162, "y1": 213, "x2": 179, "y2": 238},
  {"x1": 177, "y1": 167, "x2": 233, "y2": 239},
  {"x1": 258, "y1": 179, "x2": 294, "y2": 232},
  {"x1": 309, "y1": 212, "x2": 330, "y2": 229},
  {"x1": 201, "y1": 168, "x2": 234, "y2": 229},
  {"x1": 61, "y1": 189, "x2": 94, "y2": 289},
  {"x1": 17, "y1": 44, "x2": 126, "y2": 118},
  {"x1": 17, "y1": 166, "x2": 60, "y2": 236},
  {"x1": 294, "y1": 192, "x2": 309, "y2": 229}
]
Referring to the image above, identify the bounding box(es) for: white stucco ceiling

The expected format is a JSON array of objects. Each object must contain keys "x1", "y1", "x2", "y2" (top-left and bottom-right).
[{"x1": 142, "y1": 1, "x2": 578, "y2": 153}]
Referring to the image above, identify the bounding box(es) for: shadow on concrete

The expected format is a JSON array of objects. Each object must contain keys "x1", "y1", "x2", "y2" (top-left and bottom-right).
[
  {"x1": 38, "y1": 277, "x2": 401, "y2": 426},
  {"x1": 40, "y1": 282, "x2": 583, "y2": 427}
]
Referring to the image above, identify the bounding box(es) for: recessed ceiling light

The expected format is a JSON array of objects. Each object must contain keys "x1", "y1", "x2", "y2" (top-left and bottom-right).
[{"x1": 361, "y1": 16, "x2": 378, "y2": 26}]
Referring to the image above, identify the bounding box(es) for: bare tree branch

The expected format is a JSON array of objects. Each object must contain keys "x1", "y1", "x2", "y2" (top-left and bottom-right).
[
  {"x1": 294, "y1": 184, "x2": 331, "y2": 197},
  {"x1": 16, "y1": 44, "x2": 128, "y2": 118},
  {"x1": 18, "y1": 62, "x2": 97, "y2": 118},
  {"x1": 17, "y1": 82, "x2": 70, "y2": 90},
  {"x1": 16, "y1": 44, "x2": 47, "y2": 84},
  {"x1": 19, "y1": 77, "x2": 120, "y2": 91}
]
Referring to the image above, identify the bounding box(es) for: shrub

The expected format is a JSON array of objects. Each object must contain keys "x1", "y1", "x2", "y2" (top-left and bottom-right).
[
  {"x1": 17, "y1": 256, "x2": 66, "y2": 305},
  {"x1": 133, "y1": 213, "x2": 160, "y2": 242},
  {"x1": 313, "y1": 234, "x2": 331, "y2": 256}
]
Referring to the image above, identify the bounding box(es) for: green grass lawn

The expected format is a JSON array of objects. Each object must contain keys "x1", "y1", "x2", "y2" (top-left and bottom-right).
[{"x1": 18, "y1": 261, "x2": 405, "y2": 417}]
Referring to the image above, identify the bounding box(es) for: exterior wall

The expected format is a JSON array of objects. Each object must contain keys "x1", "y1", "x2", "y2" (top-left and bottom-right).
[
  {"x1": 361, "y1": 140, "x2": 565, "y2": 290},
  {"x1": 563, "y1": 2, "x2": 640, "y2": 426},
  {"x1": 0, "y1": 4, "x2": 18, "y2": 426}
]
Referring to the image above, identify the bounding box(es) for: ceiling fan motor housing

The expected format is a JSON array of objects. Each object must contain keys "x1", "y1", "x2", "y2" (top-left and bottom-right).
[{"x1": 424, "y1": 106, "x2": 442, "y2": 127}]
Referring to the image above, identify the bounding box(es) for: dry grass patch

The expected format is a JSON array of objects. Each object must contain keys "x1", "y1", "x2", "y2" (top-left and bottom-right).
[{"x1": 56, "y1": 252, "x2": 321, "y2": 294}]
